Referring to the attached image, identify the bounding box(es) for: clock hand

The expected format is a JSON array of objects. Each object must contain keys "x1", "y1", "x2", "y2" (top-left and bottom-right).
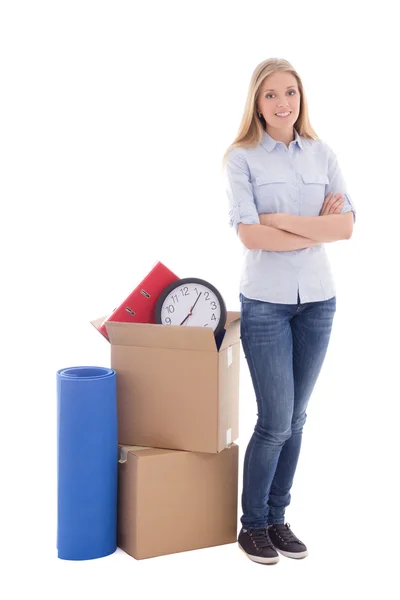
[
  {"x1": 179, "y1": 292, "x2": 202, "y2": 326},
  {"x1": 190, "y1": 292, "x2": 202, "y2": 312},
  {"x1": 180, "y1": 313, "x2": 190, "y2": 326}
]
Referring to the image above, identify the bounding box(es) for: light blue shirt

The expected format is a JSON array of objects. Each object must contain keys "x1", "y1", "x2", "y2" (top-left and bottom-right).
[{"x1": 225, "y1": 129, "x2": 356, "y2": 304}]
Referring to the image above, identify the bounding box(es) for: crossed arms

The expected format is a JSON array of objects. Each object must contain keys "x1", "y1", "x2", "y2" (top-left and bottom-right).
[{"x1": 238, "y1": 211, "x2": 354, "y2": 252}]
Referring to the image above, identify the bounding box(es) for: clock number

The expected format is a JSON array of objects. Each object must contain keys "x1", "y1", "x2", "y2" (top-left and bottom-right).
[
  {"x1": 180, "y1": 286, "x2": 189, "y2": 297},
  {"x1": 165, "y1": 304, "x2": 175, "y2": 314},
  {"x1": 165, "y1": 317, "x2": 171, "y2": 325},
  {"x1": 211, "y1": 313, "x2": 216, "y2": 321},
  {"x1": 210, "y1": 301, "x2": 217, "y2": 310},
  {"x1": 204, "y1": 291, "x2": 210, "y2": 301},
  {"x1": 171, "y1": 293, "x2": 179, "y2": 304}
]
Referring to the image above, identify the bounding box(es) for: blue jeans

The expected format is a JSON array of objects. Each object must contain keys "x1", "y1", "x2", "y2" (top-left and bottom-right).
[{"x1": 239, "y1": 291, "x2": 337, "y2": 529}]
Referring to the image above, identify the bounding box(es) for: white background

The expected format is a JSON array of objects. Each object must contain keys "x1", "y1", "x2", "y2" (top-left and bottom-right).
[{"x1": 1, "y1": 1, "x2": 399, "y2": 598}]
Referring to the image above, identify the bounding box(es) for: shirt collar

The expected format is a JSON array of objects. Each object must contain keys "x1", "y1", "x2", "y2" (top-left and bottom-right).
[{"x1": 260, "y1": 128, "x2": 304, "y2": 152}]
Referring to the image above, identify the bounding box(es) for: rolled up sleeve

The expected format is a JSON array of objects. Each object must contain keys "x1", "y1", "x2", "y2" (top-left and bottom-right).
[
  {"x1": 326, "y1": 144, "x2": 356, "y2": 223},
  {"x1": 224, "y1": 149, "x2": 260, "y2": 235}
]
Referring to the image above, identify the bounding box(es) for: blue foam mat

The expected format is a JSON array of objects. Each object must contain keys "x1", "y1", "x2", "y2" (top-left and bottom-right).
[{"x1": 56, "y1": 366, "x2": 117, "y2": 560}]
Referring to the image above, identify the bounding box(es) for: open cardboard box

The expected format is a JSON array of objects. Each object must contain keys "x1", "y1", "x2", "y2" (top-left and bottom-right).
[{"x1": 91, "y1": 310, "x2": 241, "y2": 453}]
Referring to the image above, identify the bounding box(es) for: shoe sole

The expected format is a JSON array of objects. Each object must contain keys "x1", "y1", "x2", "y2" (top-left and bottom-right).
[
  {"x1": 276, "y1": 548, "x2": 309, "y2": 559},
  {"x1": 238, "y1": 543, "x2": 280, "y2": 564}
]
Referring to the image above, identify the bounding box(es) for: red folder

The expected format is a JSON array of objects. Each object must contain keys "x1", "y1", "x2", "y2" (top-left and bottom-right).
[{"x1": 97, "y1": 261, "x2": 180, "y2": 340}]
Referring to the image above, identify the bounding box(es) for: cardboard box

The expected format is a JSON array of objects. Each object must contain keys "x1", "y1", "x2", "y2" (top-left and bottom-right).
[
  {"x1": 91, "y1": 311, "x2": 241, "y2": 453},
  {"x1": 117, "y1": 443, "x2": 239, "y2": 560}
]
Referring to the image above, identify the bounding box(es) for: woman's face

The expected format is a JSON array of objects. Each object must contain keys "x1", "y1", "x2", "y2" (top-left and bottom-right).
[{"x1": 257, "y1": 71, "x2": 301, "y2": 131}]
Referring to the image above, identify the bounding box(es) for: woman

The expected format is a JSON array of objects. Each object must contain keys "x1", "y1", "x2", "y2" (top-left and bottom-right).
[{"x1": 223, "y1": 58, "x2": 356, "y2": 565}]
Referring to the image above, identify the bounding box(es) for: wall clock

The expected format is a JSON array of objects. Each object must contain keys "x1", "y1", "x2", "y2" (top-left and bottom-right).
[{"x1": 154, "y1": 277, "x2": 227, "y2": 338}]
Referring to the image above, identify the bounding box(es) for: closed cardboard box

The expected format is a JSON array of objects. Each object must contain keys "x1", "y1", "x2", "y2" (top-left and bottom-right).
[
  {"x1": 118, "y1": 444, "x2": 239, "y2": 560},
  {"x1": 91, "y1": 311, "x2": 241, "y2": 453}
]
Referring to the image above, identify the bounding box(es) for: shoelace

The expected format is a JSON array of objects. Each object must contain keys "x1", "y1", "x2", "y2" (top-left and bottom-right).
[
  {"x1": 271, "y1": 523, "x2": 302, "y2": 545},
  {"x1": 247, "y1": 528, "x2": 274, "y2": 549}
]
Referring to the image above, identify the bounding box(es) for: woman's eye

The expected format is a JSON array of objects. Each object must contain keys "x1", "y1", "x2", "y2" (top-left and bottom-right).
[{"x1": 265, "y1": 90, "x2": 296, "y2": 99}]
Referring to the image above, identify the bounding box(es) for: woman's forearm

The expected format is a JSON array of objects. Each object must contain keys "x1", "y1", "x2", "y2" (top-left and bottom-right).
[
  {"x1": 261, "y1": 213, "x2": 353, "y2": 242},
  {"x1": 239, "y1": 223, "x2": 322, "y2": 251}
]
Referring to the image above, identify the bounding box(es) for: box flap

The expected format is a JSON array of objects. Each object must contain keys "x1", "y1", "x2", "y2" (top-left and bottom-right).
[
  {"x1": 105, "y1": 320, "x2": 217, "y2": 352},
  {"x1": 225, "y1": 311, "x2": 240, "y2": 328},
  {"x1": 220, "y1": 319, "x2": 240, "y2": 350},
  {"x1": 91, "y1": 315, "x2": 108, "y2": 331},
  {"x1": 219, "y1": 311, "x2": 241, "y2": 350},
  {"x1": 119, "y1": 445, "x2": 181, "y2": 462}
]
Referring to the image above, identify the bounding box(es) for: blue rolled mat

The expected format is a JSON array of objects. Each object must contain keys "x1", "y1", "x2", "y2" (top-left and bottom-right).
[{"x1": 56, "y1": 366, "x2": 118, "y2": 560}]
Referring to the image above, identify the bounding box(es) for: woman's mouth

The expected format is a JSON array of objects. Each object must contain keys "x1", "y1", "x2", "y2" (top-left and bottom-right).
[{"x1": 275, "y1": 111, "x2": 291, "y2": 118}]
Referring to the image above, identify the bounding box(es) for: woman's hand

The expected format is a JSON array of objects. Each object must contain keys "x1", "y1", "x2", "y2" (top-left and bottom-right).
[
  {"x1": 259, "y1": 191, "x2": 344, "y2": 229},
  {"x1": 320, "y1": 192, "x2": 344, "y2": 216}
]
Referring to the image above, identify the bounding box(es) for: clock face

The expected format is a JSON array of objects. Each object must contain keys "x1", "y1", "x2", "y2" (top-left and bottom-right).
[{"x1": 155, "y1": 278, "x2": 226, "y2": 337}]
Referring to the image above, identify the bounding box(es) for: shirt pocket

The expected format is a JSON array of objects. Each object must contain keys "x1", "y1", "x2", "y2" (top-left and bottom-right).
[
  {"x1": 253, "y1": 174, "x2": 288, "y2": 213},
  {"x1": 300, "y1": 172, "x2": 329, "y2": 211}
]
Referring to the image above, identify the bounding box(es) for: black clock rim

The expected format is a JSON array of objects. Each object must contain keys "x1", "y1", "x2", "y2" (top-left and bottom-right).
[{"x1": 154, "y1": 277, "x2": 227, "y2": 338}]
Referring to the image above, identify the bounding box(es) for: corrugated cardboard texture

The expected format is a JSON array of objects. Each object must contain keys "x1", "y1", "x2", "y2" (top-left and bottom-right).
[
  {"x1": 117, "y1": 444, "x2": 239, "y2": 560},
  {"x1": 112, "y1": 344, "x2": 219, "y2": 451},
  {"x1": 91, "y1": 311, "x2": 241, "y2": 453}
]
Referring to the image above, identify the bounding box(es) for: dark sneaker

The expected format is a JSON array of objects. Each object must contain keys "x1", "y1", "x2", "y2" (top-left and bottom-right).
[
  {"x1": 268, "y1": 523, "x2": 308, "y2": 559},
  {"x1": 238, "y1": 527, "x2": 280, "y2": 564}
]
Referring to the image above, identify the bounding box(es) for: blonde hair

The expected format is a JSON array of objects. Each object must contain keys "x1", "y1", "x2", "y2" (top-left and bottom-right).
[{"x1": 222, "y1": 57, "x2": 319, "y2": 167}]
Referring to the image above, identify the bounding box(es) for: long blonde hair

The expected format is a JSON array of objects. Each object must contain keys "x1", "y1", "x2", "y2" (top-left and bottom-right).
[{"x1": 222, "y1": 58, "x2": 319, "y2": 167}]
